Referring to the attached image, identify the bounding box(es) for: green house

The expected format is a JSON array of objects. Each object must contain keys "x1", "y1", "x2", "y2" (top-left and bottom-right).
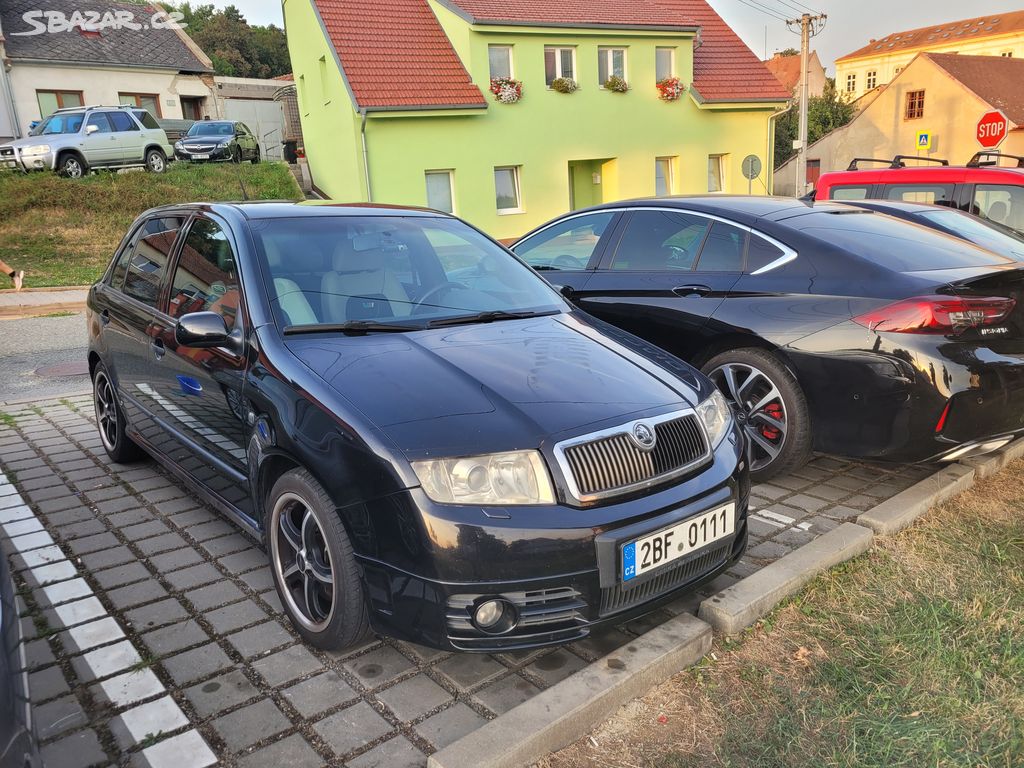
[{"x1": 283, "y1": 0, "x2": 790, "y2": 240}]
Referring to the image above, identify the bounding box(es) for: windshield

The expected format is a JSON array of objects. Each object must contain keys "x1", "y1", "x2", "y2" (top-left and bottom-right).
[
  {"x1": 918, "y1": 210, "x2": 1024, "y2": 261},
  {"x1": 250, "y1": 215, "x2": 565, "y2": 330},
  {"x1": 797, "y1": 211, "x2": 1017, "y2": 271},
  {"x1": 30, "y1": 113, "x2": 84, "y2": 136},
  {"x1": 186, "y1": 122, "x2": 235, "y2": 137}
]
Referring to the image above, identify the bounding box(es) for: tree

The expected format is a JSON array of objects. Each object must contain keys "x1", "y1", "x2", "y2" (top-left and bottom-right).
[
  {"x1": 774, "y1": 78, "x2": 855, "y2": 168},
  {"x1": 775, "y1": 47, "x2": 800, "y2": 57}
]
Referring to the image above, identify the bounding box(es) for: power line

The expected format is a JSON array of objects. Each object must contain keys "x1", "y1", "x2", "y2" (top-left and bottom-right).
[
  {"x1": 735, "y1": 0, "x2": 789, "y2": 23},
  {"x1": 772, "y1": 0, "x2": 824, "y2": 16}
]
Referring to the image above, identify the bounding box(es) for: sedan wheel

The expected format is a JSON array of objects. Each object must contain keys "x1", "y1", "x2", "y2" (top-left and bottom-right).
[
  {"x1": 267, "y1": 469, "x2": 371, "y2": 649},
  {"x1": 702, "y1": 348, "x2": 811, "y2": 481},
  {"x1": 92, "y1": 364, "x2": 145, "y2": 463}
]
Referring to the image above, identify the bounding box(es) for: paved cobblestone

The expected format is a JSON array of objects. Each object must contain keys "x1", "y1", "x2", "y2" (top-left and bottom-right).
[{"x1": 0, "y1": 397, "x2": 933, "y2": 767}]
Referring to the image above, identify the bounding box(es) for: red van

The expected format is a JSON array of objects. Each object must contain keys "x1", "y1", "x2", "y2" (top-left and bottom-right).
[{"x1": 812, "y1": 152, "x2": 1024, "y2": 235}]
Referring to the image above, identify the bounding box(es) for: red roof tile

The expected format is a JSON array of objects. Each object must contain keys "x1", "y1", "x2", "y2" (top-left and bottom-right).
[
  {"x1": 312, "y1": 0, "x2": 788, "y2": 109},
  {"x1": 926, "y1": 53, "x2": 1024, "y2": 126},
  {"x1": 837, "y1": 10, "x2": 1024, "y2": 63},
  {"x1": 763, "y1": 51, "x2": 823, "y2": 92},
  {"x1": 313, "y1": 0, "x2": 486, "y2": 110}
]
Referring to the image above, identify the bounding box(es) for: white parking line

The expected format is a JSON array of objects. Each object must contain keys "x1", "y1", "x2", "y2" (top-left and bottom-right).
[{"x1": 0, "y1": 472, "x2": 214, "y2": 757}]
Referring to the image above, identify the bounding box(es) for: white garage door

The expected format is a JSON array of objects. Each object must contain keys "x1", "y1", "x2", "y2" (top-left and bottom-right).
[{"x1": 222, "y1": 99, "x2": 286, "y2": 162}]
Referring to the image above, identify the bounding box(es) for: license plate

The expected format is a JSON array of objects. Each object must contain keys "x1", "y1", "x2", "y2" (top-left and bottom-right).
[
  {"x1": 622, "y1": 503, "x2": 734, "y2": 582},
  {"x1": 192, "y1": 153, "x2": 210, "y2": 160}
]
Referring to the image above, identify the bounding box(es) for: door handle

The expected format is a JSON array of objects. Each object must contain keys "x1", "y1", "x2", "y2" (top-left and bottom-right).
[
  {"x1": 672, "y1": 284, "x2": 712, "y2": 297},
  {"x1": 151, "y1": 338, "x2": 165, "y2": 359}
]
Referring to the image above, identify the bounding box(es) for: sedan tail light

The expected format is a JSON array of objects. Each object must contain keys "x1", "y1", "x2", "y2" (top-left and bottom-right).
[{"x1": 853, "y1": 296, "x2": 1016, "y2": 334}]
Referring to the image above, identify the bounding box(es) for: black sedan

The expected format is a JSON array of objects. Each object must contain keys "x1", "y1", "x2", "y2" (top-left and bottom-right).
[
  {"x1": 1, "y1": 535, "x2": 41, "y2": 768},
  {"x1": 840, "y1": 200, "x2": 1024, "y2": 261},
  {"x1": 512, "y1": 197, "x2": 1024, "y2": 480},
  {"x1": 86, "y1": 202, "x2": 748, "y2": 652},
  {"x1": 173, "y1": 120, "x2": 260, "y2": 164}
]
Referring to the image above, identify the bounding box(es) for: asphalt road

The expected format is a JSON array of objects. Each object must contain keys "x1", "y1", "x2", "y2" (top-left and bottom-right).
[{"x1": 0, "y1": 311, "x2": 91, "y2": 403}]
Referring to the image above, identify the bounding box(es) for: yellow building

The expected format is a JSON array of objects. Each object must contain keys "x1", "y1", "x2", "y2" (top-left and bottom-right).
[
  {"x1": 774, "y1": 52, "x2": 1024, "y2": 196},
  {"x1": 836, "y1": 10, "x2": 1024, "y2": 101}
]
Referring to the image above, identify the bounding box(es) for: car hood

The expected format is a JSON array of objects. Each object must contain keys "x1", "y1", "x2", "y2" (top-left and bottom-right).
[
  {"x1": 180, "y1": 136, "x2": 230, "y2": 144},
  {"x1": 284, "y1": 312, "x2": 704, "y2": 458},
  {"x1": 1, "y1": 135, "x2": 68, "y2": 148}
]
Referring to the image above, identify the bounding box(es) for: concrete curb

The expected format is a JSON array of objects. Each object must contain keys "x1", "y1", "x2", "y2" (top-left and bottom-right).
[
  {"x1": 960, "y1": 437, "x2": 1024, "y2": 479},
  {"x1": 697, "y1": 522, "x2": 874, "y2": 635},
  {"x1": 857, "y1": 463, "x2": 975, "y2": 535},
  {"x1": 427, "y1": 613, "x2": 711, "y2": 768},
  {"x1": 0, "y1": 299, "x2": 87, "y2": 318}
]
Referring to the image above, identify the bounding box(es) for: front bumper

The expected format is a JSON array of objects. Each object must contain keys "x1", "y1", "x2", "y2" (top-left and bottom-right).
[
  {"x1": 0, "y1": 146, "x2": 51, "y2": 171},
  {"x1": 347, "y1": 428, "x2": 748, "y2": 651},
  {"x1": 175, "y1": 145, "x2": 231, "y2": 162}
]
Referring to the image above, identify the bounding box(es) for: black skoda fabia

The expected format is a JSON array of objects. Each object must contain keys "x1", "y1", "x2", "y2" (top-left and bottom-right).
[{"x1": 86, "y1": 202, "x2": 748, "y2": 652}]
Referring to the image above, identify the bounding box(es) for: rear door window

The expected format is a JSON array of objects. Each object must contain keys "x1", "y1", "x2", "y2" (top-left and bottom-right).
[
  {"x1": 109, "y1": 111, "x2": 139, "y2": 132},
  {"x1": 973, "y1": 184, "x2": 1024, "y2": 233},
  {"x1": 610, "y1": 210, "x2": 711, "y2": 271},
  {"x1": 829, "y1": 185, "x2": 872, "y2": 200},
  {"x1": 693, "y1": 221, "x2": 748, "y2": 272},
  {"x1": 883, "y1": 183, "x2": 956, "y2": 206},
  {"x1": 122, "y1": 217, "x2": 183, "y2": 307}
]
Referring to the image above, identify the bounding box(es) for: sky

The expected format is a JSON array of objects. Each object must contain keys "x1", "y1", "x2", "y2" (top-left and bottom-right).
[{"x1": 218, "y1": 0, "x2": 1024, "y2": 72}]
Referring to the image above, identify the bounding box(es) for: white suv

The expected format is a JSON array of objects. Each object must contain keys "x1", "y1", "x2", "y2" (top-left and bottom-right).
[{"x1": 0, "y1": 105, "x2": 173, "y2": 178}]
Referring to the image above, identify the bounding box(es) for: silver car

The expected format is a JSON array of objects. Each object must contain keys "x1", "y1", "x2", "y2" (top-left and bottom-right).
[{"x1": 0, "y1": 105, "x2": 173, "y2": 178}]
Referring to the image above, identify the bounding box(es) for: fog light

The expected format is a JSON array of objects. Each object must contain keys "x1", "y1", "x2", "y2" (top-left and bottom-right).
[{"x1": 472, "y1": 598, "x2": 516, "y2": 634}]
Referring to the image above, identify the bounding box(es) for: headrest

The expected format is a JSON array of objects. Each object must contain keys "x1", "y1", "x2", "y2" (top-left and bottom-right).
[
  {"x1": 333, "y1": 237, "x2": 387, "y2": 272},
  {"x1": 264, "y1": 237, "x2": 324, "y2": 273}
]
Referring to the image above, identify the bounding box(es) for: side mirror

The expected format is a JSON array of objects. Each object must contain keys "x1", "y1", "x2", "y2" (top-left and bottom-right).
[
  {"x1": 175, "y1": 311, "x2": 233, "y2": 348},
  {"x1": 555, "y1": 284, "x2": 575, "y2": 300},
  {"x1": 85, "y1": 124, "x2": 99, "y2": 135}
]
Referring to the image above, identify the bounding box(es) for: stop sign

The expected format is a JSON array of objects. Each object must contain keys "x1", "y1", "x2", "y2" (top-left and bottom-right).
[{"x1": 977, "y1": 110, "x2": 1009, "y2": 149}]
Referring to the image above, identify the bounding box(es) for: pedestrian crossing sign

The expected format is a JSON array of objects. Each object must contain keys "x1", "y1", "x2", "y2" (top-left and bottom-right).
[{"x1": 916, "y1": 131, "x2": 932, "y2": 151}]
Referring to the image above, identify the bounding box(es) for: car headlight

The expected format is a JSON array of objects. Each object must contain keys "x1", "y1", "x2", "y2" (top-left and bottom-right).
[
  {"x1": 412, "y1": 450, "x2": 555, "y2": 505},
  {"x1": 174, "y1": 141, "x2": 183, "y2": 149},
  {"x1": 21, "y1": 144, "x2": 50, "y2": 156},
  {"x1": 696, "y1": 389, "x2": 732, "y2": 448}
]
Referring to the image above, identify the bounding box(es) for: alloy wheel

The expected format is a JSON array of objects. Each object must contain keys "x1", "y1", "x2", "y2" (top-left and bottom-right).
[
  {"x1": 708, "y1": 362, "x2": 788, "y2": 472},
  {"x1": 148, "y1": 152, "x2": 165, "y2": 172},
  {"x1": 93, "y1": 371, "x2": 118, "y2": 451},
  {"x1": 271, "y1": 492, "x2": 336, "y2": 632},
  {"x1": 63, "y1": 158, "x2": 83, "y2": 178}
]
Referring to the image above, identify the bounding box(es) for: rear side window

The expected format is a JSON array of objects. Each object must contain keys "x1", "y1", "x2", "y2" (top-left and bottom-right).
[
  {"x1": 797, "y1": 212, "x2": 1012, "y2": 271},
  {"x1": 109, "y1": 111, "x2": 139, "y2": 132},
  {"x1": 829, "y1": 185, "x2": 871, "y2": 200},
  {"x1": 122, "y1": 217, "x2": 183, "y2": 307},
  {"x1": 973, "y1": 184, "x2": 1024, "y2": 233},
  {"x1": 746, "y1": 235, "x2": 786, "y2": 273},
  {"x1": 133, "y1": 110, "x2": 160, "y2": 130},
  {"x1": 884, "y1": 184, "x2": 956, "y2": 206},
  {"x1": 694, "y1": 221, "x2": 747, "y2": 272}
]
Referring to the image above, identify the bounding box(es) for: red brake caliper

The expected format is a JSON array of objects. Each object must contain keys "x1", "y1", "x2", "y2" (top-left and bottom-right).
[{"x1": 760, "y1": 403, "x2": 783, "y2": 440}]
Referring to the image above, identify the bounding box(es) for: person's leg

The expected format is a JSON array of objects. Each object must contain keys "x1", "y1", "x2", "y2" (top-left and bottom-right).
[{"x1": 0, "y1": 258, "x2": 24, "y2": 291}]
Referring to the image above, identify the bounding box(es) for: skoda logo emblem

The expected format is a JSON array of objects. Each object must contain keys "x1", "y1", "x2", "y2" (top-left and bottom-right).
[{"x1": 632, "y1": 422, "x2": 656, "y2": 450}]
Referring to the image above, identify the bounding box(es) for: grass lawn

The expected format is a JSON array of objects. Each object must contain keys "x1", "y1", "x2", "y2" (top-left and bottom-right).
[
  {"x1": 542, "y1": 461, "x2": 1024, "y2": 768},
  {"x1": 0, "y1": 162, "x2": 302, "y2": 288}
]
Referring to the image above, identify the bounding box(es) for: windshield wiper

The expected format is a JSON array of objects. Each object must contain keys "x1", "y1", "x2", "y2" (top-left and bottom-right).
[
  {"x1": 427, "y1": 310, "x2": 556, "y2": 328},
  {"x1": 283, "y1": 321, "x2": 418, "y2": 336}
]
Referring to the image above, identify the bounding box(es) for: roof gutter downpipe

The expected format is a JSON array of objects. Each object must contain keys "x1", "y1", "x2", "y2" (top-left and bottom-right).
[
  {"x1": 360, "y1": 108, "x2": 372, "y2": 202},
  {"x1": 766, "y1": 102, "x2": 793, "y2": 195},
  {"x1": 0, "y1": 58, "x2": 23, "y2": 139}
]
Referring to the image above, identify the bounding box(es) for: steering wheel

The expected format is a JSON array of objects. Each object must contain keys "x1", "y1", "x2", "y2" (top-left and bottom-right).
[
  {"x1": 551, "y1": 254, "x2": 585, "y2": 270},
  {"x1": 412, "y1": 282, "x2": 468, "y2": 314}
]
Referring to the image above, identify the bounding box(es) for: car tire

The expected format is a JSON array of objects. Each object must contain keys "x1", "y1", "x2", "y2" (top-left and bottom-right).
[
  {"x1": 145, "y1": 148, "x2": 166, "y2": 174},
  {"x1": 57, "y1": 153, "x2": 87, "y2": 179},
  {"x1": 267, "y1": 468, "x2": 372, "y2": 650},
  {"x1": 92, "y1": 362, "x2": 146, "y2": 464},
  {"x1": 701, "y1": 348, "x2": 811, "y2": 482},
  {"x1": 231, "y1": 146, "x2": 241, "y2": 164},
  {"x1": 250, "y1": 147, "x2": 260, "y2": 165}
]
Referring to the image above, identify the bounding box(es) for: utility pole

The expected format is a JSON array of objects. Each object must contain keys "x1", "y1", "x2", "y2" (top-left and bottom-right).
[{"x1": 786, "y1": 12, "x2": 827, "y2": 196}]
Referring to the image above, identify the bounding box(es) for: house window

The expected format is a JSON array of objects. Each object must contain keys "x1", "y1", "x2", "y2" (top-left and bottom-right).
[
  {"x1": 1001, "y1": 50, "x2": 1014, "y2": 57},
  {"x1": 544, "y1": 47, "x2": 576, "y2": 86},
  {"x1": 708, "y1": 155, "x2": 725, "y2": 193},
  {"x1": 905, "y1": 90, "x2": 925, "y2": 120},
  {"x1": 866, "y1": 71, "x2": 877, "y2": 89},
  {"x1": 656, "y1": 47, "x2": 675, "y2": 81},
  {"x1": 118, "y1": 93, "x2": 161, "y2": 118},
  {"x1": 655, "y1": 157, "x2": 675, "y2": 196},
  {"x1": 488, "y1": 45, "x2": 513, "y2": 79},
  {"x1": 425, "y1": 170, "x2": 455, "y2": 214},
  {"x1": 894, "y1": 66, "x2": 903, "y2": 75},
  {"x1": 598, "y1": 47, "x2": 627, "y2": 84},
  {"x1": 36, "y1": 90, "x2": 83, "y2": 117},
  {"x1": 845, "y1": 73, "x2": 857, "y2": 93},
  {"x1": 494, "y1": 166, "x2": 523, "y2": 214}
]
